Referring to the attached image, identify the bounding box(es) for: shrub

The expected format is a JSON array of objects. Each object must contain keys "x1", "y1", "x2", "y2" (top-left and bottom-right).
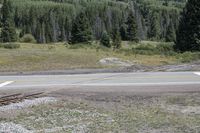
[
  {"x1": 176, "y1": 52, "x2": 200, "y2": 63},
  {"x1": 112, "y1": 28, "x2": 122, "y2": 49},
  {"x1": 132, "y1": 43, "x2": 176, "y2": 56},
  {"x1": 100, "y1": 31, "x2": 111, "y2": 48},
  {"x1": 156, "y1": 43, "x2": 176, "y2": 56},
  {"x1": 0, "y1": 43, "x2": 20, "y2": 49},
  {"x1": 135, "y1": 44, "x2": 155, "y2": 51},
  {"x1": 133, "y1": 44, "x2": 158, "y2": 55},
  {"x1": 20, "y1": 34, "x2": 36, "y2": 43},
  {"x1": 156, "y1": 43, "x2": 174, "y2": 52}
]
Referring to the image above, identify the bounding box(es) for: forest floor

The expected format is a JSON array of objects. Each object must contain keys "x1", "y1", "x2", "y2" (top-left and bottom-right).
[{"x1": 0, "y1": 41, "x2": 199, "y2": 73}]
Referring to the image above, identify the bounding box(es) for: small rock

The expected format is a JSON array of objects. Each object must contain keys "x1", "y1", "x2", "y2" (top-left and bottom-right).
[
  {"x1": 0, "y1": 97, "x2": 57, "y2": 112},
  {"x1": 99, "y1": 57, "x2": 133, "y2": 67},
  {"x1": 0, "y1": 122, "x2": 32, "y2": 133}
]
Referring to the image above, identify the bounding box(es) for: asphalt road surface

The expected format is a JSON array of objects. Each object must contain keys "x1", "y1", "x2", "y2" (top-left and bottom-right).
[{"x1": 0, "y1": 72, "x2": 200, "y2": 92}]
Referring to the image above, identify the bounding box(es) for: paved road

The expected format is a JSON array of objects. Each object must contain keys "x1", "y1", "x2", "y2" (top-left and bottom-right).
[{"x1": 0, "y1": 72, "x2": 200, "y2": 91}]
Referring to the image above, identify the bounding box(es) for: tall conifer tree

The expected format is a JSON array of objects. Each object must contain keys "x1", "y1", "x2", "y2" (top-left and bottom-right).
[
  {"x1": 148, "y1": 12, "x2": 160, "y2": 40},
  {"x1": 166, "y1": 21, "x2": 176, "y2": 42},
  {"x1": 100, "y1": 31, "x2": 111, "y2": 48},
  {"x1": 175, "y1": 0, "x2": 200, "y2": 51},
  {"x1": 120, "y1": 24, "x2": 127, "y2": 41},
  {"x1": 71, "y1": 12, "x2": 92, "y2": 44},
  {"x1": 126, "y1": 11, "x2": 138, "y2": 42},
  {"x1": 112, "y1": 28, "x2": 121, "y2": 49},
  {"x1": 0, "y1": 0, "x2": 17, "y2": 42}
]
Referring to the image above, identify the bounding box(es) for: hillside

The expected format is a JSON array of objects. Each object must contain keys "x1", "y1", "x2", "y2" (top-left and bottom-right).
[{"x1": 0, "y1": 0, "x2": 186, "y2": 43}]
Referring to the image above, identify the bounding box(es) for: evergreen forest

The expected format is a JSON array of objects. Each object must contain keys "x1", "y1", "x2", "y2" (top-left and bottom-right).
[{"x1": 0, "y1": 0, "x2": 186, "y2": 43}]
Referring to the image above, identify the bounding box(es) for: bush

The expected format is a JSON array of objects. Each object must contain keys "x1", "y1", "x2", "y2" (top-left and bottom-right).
[
  {"x1": 20, "y1": 34, "x2": 36, "y2": 43},
  {"x1": 176, "y1": 52, "x2": 200, "y2": 63},
  {"x1": 133, "y1": 44, "x2": 158, "y2": 55},
  {"x1": 100, "y1": 31, "x2": 111, "y2": 48},
  {"x1": 132, "y1": 43, "x2": 176, "y2": 56},
  {"x1": 156, "y1": 43, "x2": 174, "y2": 52},
  {"x1": 135, "y1": 44, "x2": 156, "y2": 51},
  {"x1": 0, "y1": 43, "x2": 20, "y2": 49},
  {"x1": 156, "y1": 43, "x2": 176, "y2": 56}
]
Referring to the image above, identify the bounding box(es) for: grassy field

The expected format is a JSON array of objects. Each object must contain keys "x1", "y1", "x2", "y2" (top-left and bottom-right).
[{"x1": 0, "y1": 42, "x2": 199, "y2": 72}]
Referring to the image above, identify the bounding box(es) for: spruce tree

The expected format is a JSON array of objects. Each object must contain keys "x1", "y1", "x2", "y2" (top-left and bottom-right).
[
  {"x1": 166, "y1": 21, "x2": 176, "y2": 42},
  {"x1": 120, "y1": 24, "x2": 127, "y2": 41},
  {"x1": 0, "y1": 0, "x2": 17, "y2": 42},
  {"x1": 112, "y1": 28, "x2": 121, "y2": 49},
  {"x1": 148, "y1": 12, "x2": 160, "y2": 40},
  {"x1": 126, "y1": 11, "x2": 138, "y2": 42},
  {"x1": 100, "y1": 31, "x2": 111, "y2": 48},
  {"x1": 175, "y1": 0, "x2": 200, "y2": 52},
  {"x1": 71, "y1": 12, "x2": 92, "y2": 44},
  {"x1": 163, "y1": 0, "x2": 169, "y2": 6}
]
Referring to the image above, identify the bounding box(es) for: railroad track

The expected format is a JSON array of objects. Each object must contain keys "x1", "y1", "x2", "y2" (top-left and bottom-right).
[{"x1": 0, "y1": 92, "x2": 44, "y2": 106}]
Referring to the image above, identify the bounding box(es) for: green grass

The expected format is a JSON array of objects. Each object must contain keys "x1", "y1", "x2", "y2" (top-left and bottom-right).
[{"x1": 0, "y1": 42, "x2": 199, "y2": 72}]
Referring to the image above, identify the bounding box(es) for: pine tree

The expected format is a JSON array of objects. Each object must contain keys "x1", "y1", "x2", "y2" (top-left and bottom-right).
[
  {"x1": 71, "y1": 12, "x2": 93, "y2": 44},
  {"x1": 120, "y1": 24, "x2": 127, "y2": 41},
  {"x1": 166, "y1": 21, "x2": 176, "y2": 42},
  {"x1": 175, "y1": 0, "x2": 200, "y2": 52},
  {"x1": 126, "y1": 11, "x2": 138, "y2": 42},
  {"x1": 163, "y1": 0, "x2": 169, "y2": 6},
  {"x1": 0, "y1": 0, "x2": 17, "y2": 42},
  {"x1": 112, "y1": 28, "x2": 121, "y2": 49},
  {"x1": 148, "y1": 12, "x2": 160, "y2": 40},
  {"x1": 100, "y1": 31, "x2": 111, "y2": 48}
]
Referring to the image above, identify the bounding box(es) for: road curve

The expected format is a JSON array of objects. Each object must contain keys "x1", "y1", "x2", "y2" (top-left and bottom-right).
[{"x1": 0, "y1": 72, "x2": 200, "y2": 91}]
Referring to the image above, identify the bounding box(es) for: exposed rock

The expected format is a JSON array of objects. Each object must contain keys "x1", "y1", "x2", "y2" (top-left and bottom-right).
[{"x1": 99, "y1": 57, "x2": 134, "y2": 67}]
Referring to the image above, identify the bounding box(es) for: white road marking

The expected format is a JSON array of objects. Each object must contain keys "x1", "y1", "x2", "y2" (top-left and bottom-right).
[
  {"x1": 3, "y1": 81, "x2": 200, "y2": 88},
  {"x1": 0, "y1": 81, "x2": 14, "y2": 88},
  {"x1": 194, "y1": 72, "x2": 200, "y2": 76},
  {"x1": 77, "y1": 82, "x2": 200, "y2": 86}
]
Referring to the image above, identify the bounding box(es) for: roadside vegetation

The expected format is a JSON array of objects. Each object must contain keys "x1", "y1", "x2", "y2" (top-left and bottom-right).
[
  {"x1": 0, "y1": 41, "x2": 199, "y2": 72},
  {"x1": 0, "y1": 0, "x2": 198, "y2": 73},
  {"x1": 1, "y1": 92, "x2": 200, "y2": 132}
]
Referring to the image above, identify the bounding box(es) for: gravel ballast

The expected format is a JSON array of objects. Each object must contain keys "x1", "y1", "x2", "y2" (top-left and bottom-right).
[
  {"x1": 0, "y1": 97, "x2": 57, "y2": 112},
  {"x1": 0, "y1": 122, "x2": 32, "y2": 133}
]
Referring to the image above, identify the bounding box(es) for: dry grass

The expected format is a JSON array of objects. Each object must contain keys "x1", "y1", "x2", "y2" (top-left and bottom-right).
[
  {"x1": 0, "y1": 43, "x2": 104, "y2": 72},
  {"x1": 0, "y1": 42, "x2": 178, "y2": 72}
]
